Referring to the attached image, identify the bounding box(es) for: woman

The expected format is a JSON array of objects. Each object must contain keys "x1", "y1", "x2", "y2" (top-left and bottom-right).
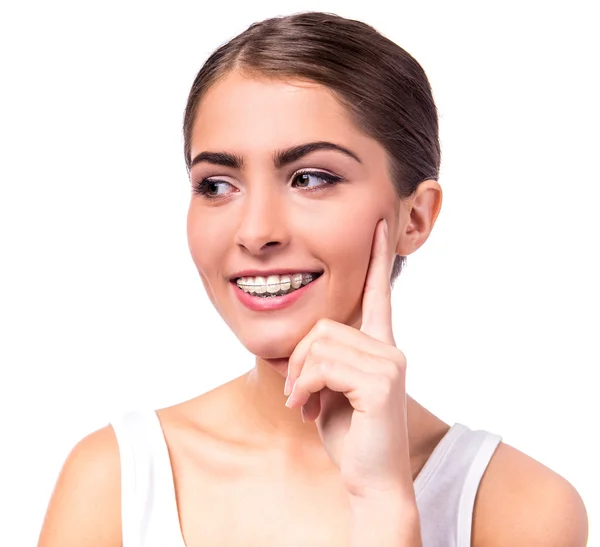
[{"x1": 38, "y1": 11, "x2": 588, "y2": 547}]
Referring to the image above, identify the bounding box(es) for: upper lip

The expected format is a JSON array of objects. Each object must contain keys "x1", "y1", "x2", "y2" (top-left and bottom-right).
[{"x1": 229, "y1": 268, "x2": 324, "y2": 281}]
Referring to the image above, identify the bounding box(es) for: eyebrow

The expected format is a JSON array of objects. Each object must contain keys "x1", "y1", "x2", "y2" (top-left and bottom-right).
[{"x1": 189, "y1": 141, "x2": 362, "y2": 170}]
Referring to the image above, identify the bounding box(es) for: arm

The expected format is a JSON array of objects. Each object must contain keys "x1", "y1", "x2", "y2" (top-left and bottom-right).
[
  {"x1": 37, "y1": 425, "x2": 122, "y2": 547},
  {"x1": 473, "y1": 443, "x2": 589, "y2": 547}
]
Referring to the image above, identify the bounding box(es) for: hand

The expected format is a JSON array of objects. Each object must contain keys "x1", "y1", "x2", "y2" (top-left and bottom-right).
[{"x1": 284, "y1": 218, "x2": 414, "y2": 502}]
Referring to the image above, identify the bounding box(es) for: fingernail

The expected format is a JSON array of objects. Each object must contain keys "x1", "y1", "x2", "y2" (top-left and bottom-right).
[
  {"x1": 285, "y1": 383, "x2": 296, "y2": 408},
  {"x1": 284, "y1": 375, "x2": 292, "y2": 396},
  {"x1": 383, "y1": 218, "x2": 388, "y2": 236},
  {"x1": 301, "y1": 406, "x2": 307, "y2": 423}
]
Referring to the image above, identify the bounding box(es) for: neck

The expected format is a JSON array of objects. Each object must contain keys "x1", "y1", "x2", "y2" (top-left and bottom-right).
[
  {"x1": 234, "y1": 354, "x2": 432, "y2": 474},
  {"x1": 237, "y1": 309, "x2": 364, "y2": 447},
  {"x1": 240, "y1": 356, "x2": 321, "y2": 446}
]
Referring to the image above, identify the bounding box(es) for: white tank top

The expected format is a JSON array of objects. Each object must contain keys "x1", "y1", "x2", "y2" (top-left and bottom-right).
[{"x1": 110, "y1": 409, "x2": 502, "y2": 547}]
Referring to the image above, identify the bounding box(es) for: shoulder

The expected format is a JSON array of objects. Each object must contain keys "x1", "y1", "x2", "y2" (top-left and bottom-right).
[
  {"x1": 38, "y1": 425, "x2": 121, "y2": 547},
  {"x1": 472, "y1": 441, "x2": 588, "y2": 547}
]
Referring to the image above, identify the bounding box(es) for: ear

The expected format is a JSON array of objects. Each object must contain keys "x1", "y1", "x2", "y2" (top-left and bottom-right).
[{"x1": 395, "y1": 179, "x2": 443, "y2": 257}]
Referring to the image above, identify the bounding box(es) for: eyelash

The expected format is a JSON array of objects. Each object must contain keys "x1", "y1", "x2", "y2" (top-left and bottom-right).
[{"x1": 192, "y1": 170, "x2": 344, "y2": 199}]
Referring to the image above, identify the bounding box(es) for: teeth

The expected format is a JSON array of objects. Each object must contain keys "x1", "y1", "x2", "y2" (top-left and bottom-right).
[
  {"x1": 236, "y1": 272, "x2": 320, "y2": 296},
  {"x1": 254, "y1": 276, "x2": 267, "y2": 294},
  {"x1": 266, "y1": 275, "x2": 280, "y2": 294}
]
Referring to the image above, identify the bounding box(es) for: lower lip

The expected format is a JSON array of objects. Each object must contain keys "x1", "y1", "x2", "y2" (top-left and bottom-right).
[{"x1": 231, "y1": 275, "x2": 322, "y2": 311}]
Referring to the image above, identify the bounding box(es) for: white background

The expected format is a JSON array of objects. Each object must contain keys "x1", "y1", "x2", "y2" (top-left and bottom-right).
[{"x1": 1, "y1": 1, "x2": 598, "y2": 545}]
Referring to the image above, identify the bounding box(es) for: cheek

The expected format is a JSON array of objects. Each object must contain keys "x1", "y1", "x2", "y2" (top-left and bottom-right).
[
  {"x1": 315, "y1": 207, "x2": 379, "y2": 303},
  {"x1": 186, "y1": 207, "x2": 206, "y2": 271},
  {"x1": 186, "y1": 206, "x2": 229, "y2": 294}
]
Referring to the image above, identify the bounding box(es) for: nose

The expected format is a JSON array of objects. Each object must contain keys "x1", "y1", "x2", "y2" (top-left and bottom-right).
[{"x1": 234, "y1": 182, "x2": 290, "y2": 255}]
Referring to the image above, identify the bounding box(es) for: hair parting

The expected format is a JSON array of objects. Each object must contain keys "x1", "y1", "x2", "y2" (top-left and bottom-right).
[{"x1": 182, "y1": 11, "x2": 441, "y2": 287}]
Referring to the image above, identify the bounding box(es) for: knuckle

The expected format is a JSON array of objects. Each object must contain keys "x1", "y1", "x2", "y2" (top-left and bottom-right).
[
  {"x1": 385, "y1": 360, "x2": 400, "y2": 380},
  {"x1": 395, "y1": 349, "x2": 407, "y2": 368},
  {"x1": 314, "y1": 318, "x2": 331, "y2": 336},
  {"x1": 374, "y1": 356, "x2": 399, "y2": 381},
  {"x1": 373, "y1": 375, "x2": 394, "y2": 399},
  {"x1": 394, "y1": 355, "x2": 407, "y2": 373},
  {"x1": 308, "y1": 338, "x2": 326, "y2": 357},
  {"x1": 317, "y1": 359, "x2": 333, "y2": 375}
]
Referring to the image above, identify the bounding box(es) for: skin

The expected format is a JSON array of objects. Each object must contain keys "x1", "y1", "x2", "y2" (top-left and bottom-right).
[
  {"x1": 37, "y1": 70, "x2": 588, "y2": 547},
  {"x1": 185, "y1": 70, "x2": 444, "y2": 458}
]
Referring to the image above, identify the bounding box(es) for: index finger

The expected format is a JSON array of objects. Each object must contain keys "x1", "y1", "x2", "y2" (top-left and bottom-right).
[{"x1": 360, "y1": 218, "x2": 395, "y2": 345}]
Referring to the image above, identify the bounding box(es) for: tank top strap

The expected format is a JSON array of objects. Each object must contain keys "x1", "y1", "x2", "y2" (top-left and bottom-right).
[
  {"x1": 456, "y1": 427, "x2": 503, "y2": 547},
  {"x1": 110, "y1": 409, "x2": 186, "y2": 547},
  {"x1": 415, "y1": 422, "x2": 502, "y2": 547}
]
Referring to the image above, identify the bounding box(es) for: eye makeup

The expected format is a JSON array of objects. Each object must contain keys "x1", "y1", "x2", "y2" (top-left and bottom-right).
[{"x1": 192, "y1": 169, "x2": 344, "y2": 199}]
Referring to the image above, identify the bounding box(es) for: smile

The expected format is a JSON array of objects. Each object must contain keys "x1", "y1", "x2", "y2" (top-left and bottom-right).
[
  {"x1": 231, "y1": 272, "x2": 323, "y2": 311},
  {"x1": 236, "y1": 272, "x2": 323, "y2": 297}
]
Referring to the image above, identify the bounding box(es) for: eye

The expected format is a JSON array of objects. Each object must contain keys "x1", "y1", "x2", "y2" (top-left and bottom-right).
[
  {"x1": 192, "y1": 170, "x2": 343, "y2": 200},
  {"x1": 292, "y1": 170, "x2": 343, "y2": 191},
  {"x1": 192, "y1": 178, "x2": 234, "y2": 198}
]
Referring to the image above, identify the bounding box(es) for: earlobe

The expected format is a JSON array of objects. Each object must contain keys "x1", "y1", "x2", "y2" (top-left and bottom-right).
[{"x1": 395, "y1": 180, "x2": 443, "y2": 256}]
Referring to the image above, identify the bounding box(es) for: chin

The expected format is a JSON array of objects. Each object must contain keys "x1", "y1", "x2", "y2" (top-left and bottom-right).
[
  {"x1": 229, "y1": 314, "x2": 314, "y2": 360},
  {"x1": 241, "y1": 336, "x2": 299, "y2": 361}
]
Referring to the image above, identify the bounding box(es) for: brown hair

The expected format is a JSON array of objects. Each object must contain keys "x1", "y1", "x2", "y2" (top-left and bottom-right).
[{"x1": 182, "y1": 11, "x2": 441, "y2": 287}]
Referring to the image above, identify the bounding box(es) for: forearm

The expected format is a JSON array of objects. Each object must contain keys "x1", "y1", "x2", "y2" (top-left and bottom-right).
[{"x1": 349, "y1": 496, "x2": 422, "y2": 547}]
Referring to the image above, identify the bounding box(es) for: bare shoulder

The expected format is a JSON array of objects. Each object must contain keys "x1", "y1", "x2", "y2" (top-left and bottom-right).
[
  {"x1": 472, "y1": 441, "x2": 589, "y2": 547},
  {"x1": 37, "y1": 425, "x2": 121, "y2": 547}
]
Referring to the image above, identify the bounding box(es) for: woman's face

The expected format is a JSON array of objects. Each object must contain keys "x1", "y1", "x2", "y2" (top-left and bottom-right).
[{"x1": 187, "y1": 70, "x2": 403, "y2": 360}]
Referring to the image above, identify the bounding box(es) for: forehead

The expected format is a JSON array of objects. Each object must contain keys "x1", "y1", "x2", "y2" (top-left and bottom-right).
[{"x1": 190, "y1": 71, "x2": 363, "y2": 155}]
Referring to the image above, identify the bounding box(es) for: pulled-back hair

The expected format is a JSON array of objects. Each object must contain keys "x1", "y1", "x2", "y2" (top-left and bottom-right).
[{"x1": 183, "y1": 11, "x2": 441, "y2": 287}]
